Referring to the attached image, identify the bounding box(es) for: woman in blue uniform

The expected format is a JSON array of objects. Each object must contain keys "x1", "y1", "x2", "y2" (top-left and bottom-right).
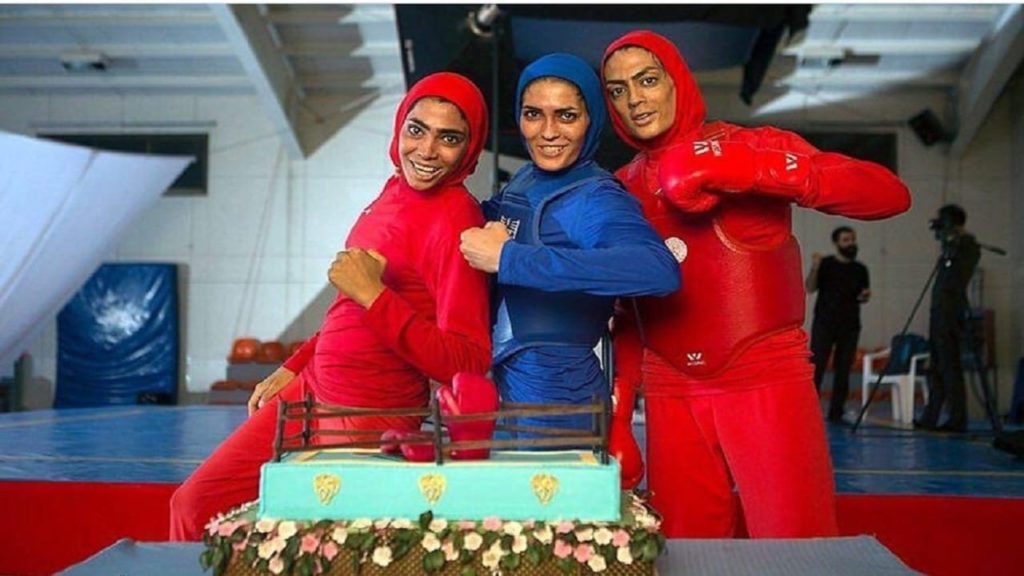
[{"x1": 459, "y1": 53, "x2": 680, "y2": 435}]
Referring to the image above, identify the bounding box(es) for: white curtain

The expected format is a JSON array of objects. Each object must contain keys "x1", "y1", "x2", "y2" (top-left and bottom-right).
[{"x1": 0, "y1": 131, "x2": 191, "y2": 367}]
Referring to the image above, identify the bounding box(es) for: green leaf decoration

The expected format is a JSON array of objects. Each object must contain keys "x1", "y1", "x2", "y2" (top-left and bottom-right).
[
  {"x1": 243, "y1": 546, "x2": 257, "y2": 565},
  {"x1": 393, "y1": 541, "x2": 411, "y2": 561},
  {"x1": 360, "y1": 534, "x2": 377, "y2": 553},
  {"x1": 419, "y1": 510, "x2": 434, "y2": 530},
  {"x1": 557, "y1": 557, "x2": 576, "y2": 574},
  {"x1": 525, "y1": 545, "x2": 541, "y2": 566},
  {"x1": 460, "y1": 567, "x2": 478, "y2": 576},
  {"x1": 207, "y1": 545, "x2": 224, "y2": 569},
  {"x1": 482, "y1": 532, "x2": 500, "y2": 548},
  {"x1": 500, "y1": 553, "x2": 521, "y2": 571},
  {"x1": 296, "y1": 555, "x2": 313, "y2": 576},
  {"x1": 345, "y1": 532, "x2": 364, "y2": 550},
  {"x1": 423, "y1": 549, "x2": 446, "y2": 572},
  {"x1": 642, "y1": 538, "x2": 659, "y2": 562},
  {"x1": 199, "y1": 549, "x2": 212, "y2": 571}
]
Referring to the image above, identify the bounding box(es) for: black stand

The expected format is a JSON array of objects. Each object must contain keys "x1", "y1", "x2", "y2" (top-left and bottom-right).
[
  {"x1": 852, "y1": 250, "x2": 1002, "y2": 439},
  {"x1": 851, "y1": 256, "x2": 940, "y2": 433}
]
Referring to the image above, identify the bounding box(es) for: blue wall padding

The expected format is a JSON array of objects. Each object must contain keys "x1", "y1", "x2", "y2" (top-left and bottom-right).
[{"x1": 55, "y1": 263, "x2": 179, "y2": 407}]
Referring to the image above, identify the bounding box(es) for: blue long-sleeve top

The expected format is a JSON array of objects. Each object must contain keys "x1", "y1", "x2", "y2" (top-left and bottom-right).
[{"x1": 484, "y1": 179, "x2": 681, "y2": 297}]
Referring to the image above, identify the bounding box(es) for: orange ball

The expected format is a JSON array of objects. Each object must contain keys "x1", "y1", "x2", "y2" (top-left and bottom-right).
[{"x1": 229, "y1": 338, "x2": 260, "y2": 363}]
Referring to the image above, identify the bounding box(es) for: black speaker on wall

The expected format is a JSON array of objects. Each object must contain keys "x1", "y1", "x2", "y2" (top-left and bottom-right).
[{"x1": 908, "y1": 109, "x2": 951, "y2": 146}]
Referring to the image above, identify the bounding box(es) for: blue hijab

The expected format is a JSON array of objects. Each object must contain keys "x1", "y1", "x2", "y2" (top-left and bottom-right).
[{"x1": 515, "y1": 53, "x2": 608, "y2": 173}]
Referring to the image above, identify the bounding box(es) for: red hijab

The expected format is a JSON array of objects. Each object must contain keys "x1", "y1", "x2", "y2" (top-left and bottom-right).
[
  {"x1": 601, "y1": 30, "x2": 706, "y2": 154},
  {"x1": 388, "y1": 72, "x2": 488, "y2": 190}
]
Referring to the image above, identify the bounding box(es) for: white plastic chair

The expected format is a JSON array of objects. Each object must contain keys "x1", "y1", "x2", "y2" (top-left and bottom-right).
[{"x1": 861, "y1": 349, "x2": 930, "y2": 425}]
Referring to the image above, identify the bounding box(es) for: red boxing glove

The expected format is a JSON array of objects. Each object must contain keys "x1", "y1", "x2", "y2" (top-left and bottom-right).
[
  {"x1": 437, "y1": 372, "x2": 499, "y2": 460},
  {"x1": 608, "y1": 374, "x2": 644, "y2": 489},
  {"x1": 658, "y1": 140, "x2": 816, "y2": 212},
  {"x1": 380, "y1": 429, "x2": 436, "y2": 462}
]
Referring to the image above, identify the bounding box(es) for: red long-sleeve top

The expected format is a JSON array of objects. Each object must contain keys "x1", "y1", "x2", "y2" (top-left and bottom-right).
[{"x1": 283, "y1": 178, "x2": 491, "y2": 408}]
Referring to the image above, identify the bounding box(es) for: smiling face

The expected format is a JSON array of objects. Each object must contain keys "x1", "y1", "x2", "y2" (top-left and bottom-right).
[
  {"x1": 398, "y1": 97, "x2": 470, "y2": 191},
  {"x1": 519, "y1": 77, "x2": 590, "y2": 172},
  {"x1": 603, "y1": 47, "x2": 676, "y2": 141}
]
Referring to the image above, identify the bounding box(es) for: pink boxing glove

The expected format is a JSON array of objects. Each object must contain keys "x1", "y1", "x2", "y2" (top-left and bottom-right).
[
  {"x1": 380, "y1": 429, "x2": 436, "y2": 462},
  {"x1": 658, "y1": 140, "x2": 816, "y2": 212},
  {"x1": 608, "y1": 373, "x2": 644, "y2": 490},
  {"x1": 437, "y1": 372, "x2": 499, "y2": 460}
]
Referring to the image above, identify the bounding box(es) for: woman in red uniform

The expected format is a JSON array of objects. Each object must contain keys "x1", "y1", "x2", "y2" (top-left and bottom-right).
[
  {"x1": 600, "y1": 31, "x2": 911, "y2": 538},
  {"x1": 170, "y1": 72, "x2": 492, "y2": 541}
]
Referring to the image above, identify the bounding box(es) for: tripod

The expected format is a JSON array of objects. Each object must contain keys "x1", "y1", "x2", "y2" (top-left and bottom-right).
[{"x1": 852, "y1": 244, "x2": 1001, "y2": 435}]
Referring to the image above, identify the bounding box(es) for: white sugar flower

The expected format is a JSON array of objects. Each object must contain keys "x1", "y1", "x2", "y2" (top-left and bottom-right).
[
  {"x1": 533, "y1": 525, "x2": 553, "y2": 545},
  {"x1": 574, "y1": 527, "x2": 594, "y2": 542},
  {"x1": 594, "y1": 527, "x2": 614, "y2": 546},
  {"x1": 429, "y1": 518, "x2": 449, "y2": 532},
  {"x1": 371, "y1": 546, "x2": 393, "y2": 567},
  {"x1": 502, "y1": 521, "x2": 523, "y2": 536},
  {"x1": 588, "y1": 555, "x2": 607, "y2": 572},
  {"x1": 463, "y1": 532, "x2": 483, "y2": 551},
  {"x1": 421, "y1": 532, "x2": 442, "y2": 552},
  {"x1": 268, "y1": 557, "x2": 285, "y2": 574},
  {"x1": 277, "y1": 521, "x2": 297, "y2": 539},
  {"x1": 392, "y1": 518, "x2": 414, "y2": 530},
  {"x1": 617, "y1": 546, "x2": 634, "y2": 565},
  {"x1": 512, "y1": 534, "x2": 528, "y2": 554},
  {"x1": 258, "y1": 540, "x2": 276, "y2": 560},
  {"x1": 330, "y1": 527, "x2": 348, "y2": 545},
  {"x1": 255, "y1": 518, "x2": 277, "y2": 534},
  {"x1": 350, "y1": 518, "x2": 372, "y2": 531},
  {"x1": 481, "y1": 547, "x2": 501, "y2": 569}
]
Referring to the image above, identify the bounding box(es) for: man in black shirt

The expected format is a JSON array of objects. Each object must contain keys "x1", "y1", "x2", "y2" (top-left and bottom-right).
[
  {"x1": 916, "y1": 204, "x2": 980, "y2": 433},
  {"x1": 806, "y1": 226, "x2": 870, "y2": 423}
]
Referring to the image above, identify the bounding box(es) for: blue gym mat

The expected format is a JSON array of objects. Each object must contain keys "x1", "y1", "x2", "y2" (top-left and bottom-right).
[{"x1": 0, "y1": 406, "x2": 1021, "y2": 497}]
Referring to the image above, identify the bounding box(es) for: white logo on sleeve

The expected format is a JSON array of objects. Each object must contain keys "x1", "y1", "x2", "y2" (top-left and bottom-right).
[
  {"x1": 693, "y1": 141, "x2": 722, "y2": 156},
  {"x1": 499, "y1": 215, "x2": 521, "y2": 240},
  {"x1": 665, "y1": 237, "x2": 688, "y2": 263},
  {"x1": 686, "y1": 352, "x2": 705, "y2": 366},
  {"x1": 785, "y1": 153, "x2": 798, "y2": 171}
]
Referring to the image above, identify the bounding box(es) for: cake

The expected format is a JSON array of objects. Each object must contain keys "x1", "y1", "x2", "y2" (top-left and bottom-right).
[{"x1": 201, "y1": 394, "x2": 665, "y2": 575}]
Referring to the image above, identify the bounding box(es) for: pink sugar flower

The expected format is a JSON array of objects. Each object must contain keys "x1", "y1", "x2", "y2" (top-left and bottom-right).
[
  {"x1": 322, "y1": 541, "x2": 339, "y2": 561},
  {"x1": 300, "y1": 534, "x2": 320, "y2": 555},
  {"x1": 217, "y1": 521, "x2": 239, "y2": 537},
  {"x1": 482, "y1": 517, "x2": 502, "y2": 531},
  {"x1": 612, "y1": 529, "x2": 630, "y2": 547},
  {"x1": 458, "y1": 520, "x2": 477, "y2": 530},
  {"x1": 556, "y1": 521, "x2": 574, "y2": 534},
  {"x1": 573, "y1": 544, "x2": 594, "y2": 563},
  {"x1": 553, "y1": 540, "x2": 574, "y2": 559}
]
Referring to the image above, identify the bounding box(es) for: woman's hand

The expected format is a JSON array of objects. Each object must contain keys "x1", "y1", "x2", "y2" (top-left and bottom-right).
[
  {"x1": 329, "y1": 247, "x2": 387, "y2": 308},
  {"x1": 459, "y1": 221, "x2": 510, "y2": 273},
  {"x1": 247, "y1": 366, "x2": 296, "y2": 417}
]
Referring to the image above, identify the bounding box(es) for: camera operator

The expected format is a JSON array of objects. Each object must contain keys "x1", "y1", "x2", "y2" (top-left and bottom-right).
[{"x1": 915, "y1": 204, "x2": 980, "y2": 433}]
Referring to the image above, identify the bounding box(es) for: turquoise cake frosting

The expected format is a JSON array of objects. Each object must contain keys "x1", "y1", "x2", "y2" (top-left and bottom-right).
[{"x1": 258, "y1": 449, "x2": 621, "y2": 522}]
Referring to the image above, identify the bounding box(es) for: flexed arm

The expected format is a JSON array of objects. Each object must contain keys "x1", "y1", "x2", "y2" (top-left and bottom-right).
[{"x1": 658, "y1": 127, "x2": 911, "y2": 220}]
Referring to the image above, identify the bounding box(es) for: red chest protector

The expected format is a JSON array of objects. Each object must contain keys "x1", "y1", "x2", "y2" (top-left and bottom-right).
[{"x1": 618, "y1": 125, "x2": 805, "y2": 378}]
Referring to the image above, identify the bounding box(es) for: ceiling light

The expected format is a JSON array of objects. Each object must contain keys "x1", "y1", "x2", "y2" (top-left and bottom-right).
[{"x1": 60, "y1": 51, "x2": 110, "y2": 73}]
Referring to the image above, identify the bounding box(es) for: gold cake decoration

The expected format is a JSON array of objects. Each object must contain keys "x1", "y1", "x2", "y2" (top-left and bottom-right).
[
  {"x1": 313, "y1": 473, "x2": 341, "y2": 505},
  {"x1": 418, "y1": 473, "x2": 446, "y2": 504},
  {"x1": 531, "y1": 473, "x2": 559, "y2": 505}
]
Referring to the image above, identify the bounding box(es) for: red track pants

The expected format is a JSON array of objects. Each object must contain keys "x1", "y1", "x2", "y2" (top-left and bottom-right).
[
  {"x1": 169, "y1": 375, "x2": 421, "y2": 541},
  {"x1": 644, "y1": 355, "x2": 839, "y2": 538}
]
